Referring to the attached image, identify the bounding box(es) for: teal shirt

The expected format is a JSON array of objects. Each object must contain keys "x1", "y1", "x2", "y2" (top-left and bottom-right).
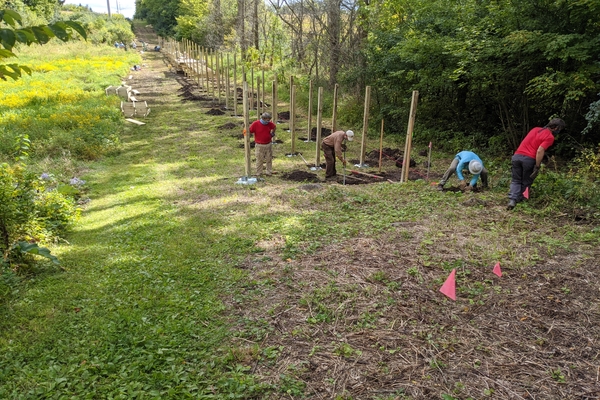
[{"x1": 455, "y1": 151, "x2": 483, "y2": 186}]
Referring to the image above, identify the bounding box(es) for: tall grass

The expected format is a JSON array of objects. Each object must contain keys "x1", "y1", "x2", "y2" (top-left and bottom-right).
[{"x1": 0, "y1": 41, "x2": 140, "y2": 162}]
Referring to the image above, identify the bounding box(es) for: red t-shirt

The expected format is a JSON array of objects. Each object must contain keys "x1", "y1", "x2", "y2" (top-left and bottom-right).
[
  {"x1": 515, "y1": 127, "x2": 555, "y2": 159},
  {"x1": 249, "y1": 120, "x2": 276, "y2": 144}
]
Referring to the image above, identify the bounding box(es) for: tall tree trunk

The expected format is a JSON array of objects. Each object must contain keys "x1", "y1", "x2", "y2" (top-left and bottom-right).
[
  {"x1": 237, "y1": 0, "x2": 247, "y2": 59},
  {"x1": 253, "y1": 0, "x2": 259, "y2": 49},
  {"x1": 326, "y1": 0, "x2": 341, "y2": 88},
  {"x1": 355, "y1": 0, "x2": 369, "y2": 95},
  {"x1": 211, "y1": 0, "x2": 224, "y2": 48},
  {"x1": 296, "y1": 0, "x2": 305, "y2": 66}
]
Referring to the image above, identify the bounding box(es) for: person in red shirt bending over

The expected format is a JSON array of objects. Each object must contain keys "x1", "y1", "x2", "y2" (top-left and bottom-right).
[
  {"x1": 508, "y1": 118, "x2": 565, "y2": 210},
  {"x1": 249, "y1": 112, "x2": 277, "y2": 176}
]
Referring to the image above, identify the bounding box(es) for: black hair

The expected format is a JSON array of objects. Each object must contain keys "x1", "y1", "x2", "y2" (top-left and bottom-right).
[{"x1": 546, "y1": 118, "x2": 565, "y2": 130}]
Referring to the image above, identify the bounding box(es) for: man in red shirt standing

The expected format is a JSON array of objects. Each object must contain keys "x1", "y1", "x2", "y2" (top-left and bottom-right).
[
  {"x1": 508, "y1": 118, "x2": 565, "y2": 210},
  {"x1": 249, "y1": 112, "x2": 277, "y2": 176}
]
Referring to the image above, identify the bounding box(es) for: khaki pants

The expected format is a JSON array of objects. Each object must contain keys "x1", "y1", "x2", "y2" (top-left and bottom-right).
[{"x1": 255, "y1": 143, "x2": 272, "y2": 175}]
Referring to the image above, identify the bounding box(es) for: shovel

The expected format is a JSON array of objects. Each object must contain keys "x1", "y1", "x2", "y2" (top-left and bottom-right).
[
  {"x1": 343, "y1": 148, "x2": 346, "y2": 185},
  {"x1": 298, "y1": 153, "x2": 310, "y2": 167}
]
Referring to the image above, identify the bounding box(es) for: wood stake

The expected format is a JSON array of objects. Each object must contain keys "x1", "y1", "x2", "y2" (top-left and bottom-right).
[
  {"x1": 243, "y1": 81, "x2": 251, "y2": 176},
  {"x1": 427, "y1": 141, "x2": 432, "y2": 181},
  {"x1": 250, "y1": 68, "x2": 254, "y2": 117},
  {"x1": 216, "y1": 51, "x2": 221, "y2": 104},
  {"x1": 261, "y1": 69, "x2": 265, "y2": 115},
  {"x1": 401, "y1": 91, "x2": 419, "y2": 183},
  {"x1": 272, "y1": 80, "x2": 277, "y2": 123},
  {"x1": 315, "y1": 87, "x2": 323, "y2": 166},
  {"x1": 290, "y1": 84, "x2": 296, "y2": 154},
  {"x1": 225, "y1": 54, "x2": 230, "y2": 110},
  {"x1": 307, "y1": 80, "x2": 313, "y2": 142},
  {"x1": 233, "y1": 52, "x2": 238, "y2": 116},
  {"x1": 332, "y1": 83, "x2": 338, "y2": 132},
  {"x1": 379, "y1": 119, "x2": 384, "y2": 173},
  {"x1": 359, "y1": 86, "x2": 371, "y2": 166}
]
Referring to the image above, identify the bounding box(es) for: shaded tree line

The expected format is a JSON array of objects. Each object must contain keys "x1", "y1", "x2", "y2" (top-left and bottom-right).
[
  {"x1": 363, "y1": 0, "x2": 600, "y2": 152},
  {"x1": 135, "y1": 0, "x2": 600, "y2": 151}
]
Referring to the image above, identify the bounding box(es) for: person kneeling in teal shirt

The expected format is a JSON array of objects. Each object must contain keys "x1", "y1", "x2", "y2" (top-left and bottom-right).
[{"x1": 437, "y1": 151, "x2": 488, "y2": 191}]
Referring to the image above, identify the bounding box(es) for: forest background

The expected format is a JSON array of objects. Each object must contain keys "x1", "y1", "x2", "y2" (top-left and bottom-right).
[{"x1": 136, "y1": 0, "x2": 600, "y2": 155}]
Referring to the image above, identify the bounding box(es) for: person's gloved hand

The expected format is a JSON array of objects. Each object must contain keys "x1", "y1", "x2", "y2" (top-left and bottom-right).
[
  {"x1": 270, "y1": 130, "x2": 275, "y2": 138},
  {"x1": 530, "y1": 165, "x2": 540, "y2": 179},
  {"x1": 458, "y1": 180, "x2": 467, "y2": 190}
]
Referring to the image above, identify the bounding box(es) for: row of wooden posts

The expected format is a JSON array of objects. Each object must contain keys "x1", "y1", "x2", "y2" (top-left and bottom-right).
[{"x1": 161, "y1": 38, "x2": 419, "y2": 182}]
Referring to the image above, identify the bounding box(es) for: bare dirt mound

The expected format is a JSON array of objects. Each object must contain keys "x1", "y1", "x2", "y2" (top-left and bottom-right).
[
  {"x1": 220, "y1": 122, "x2": 241, "y2": 130},
  {"x1": 206, "y1": 108, "x2": 225, "y2": 115},
  {"x1": 281, "y1": 170, "x2": 320, "y2": 183},
  {"x1": 174, "y1": 76, "x2": 206, "y2": 101}
]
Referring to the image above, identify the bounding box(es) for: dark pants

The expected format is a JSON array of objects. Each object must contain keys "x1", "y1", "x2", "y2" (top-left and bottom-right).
[
  {"x1": 509, "y1": 154, "x2": 536, "y2": 202},
  {"x1": 322, "y1": 142, "x2": 336, "y2": 178},
  {"x1": 439, "y1": 158, "x2": 489, "y2": 187}
]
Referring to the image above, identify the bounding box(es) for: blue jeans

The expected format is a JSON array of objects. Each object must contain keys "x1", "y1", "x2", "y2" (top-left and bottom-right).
[{"x1": 509, "y1": 154, "x2": 536, "y2": 202}]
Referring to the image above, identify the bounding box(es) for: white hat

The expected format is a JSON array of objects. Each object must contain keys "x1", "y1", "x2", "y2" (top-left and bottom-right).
[
  {"x1": 345, "y1": 130, "x2": 354, "y2": 141},
  {"x1": 469, "y1": 160, "x2": 483, "y2": 175}
]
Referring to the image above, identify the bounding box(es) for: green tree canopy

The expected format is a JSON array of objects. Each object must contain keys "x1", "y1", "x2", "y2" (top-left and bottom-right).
[{"x1": 0, "y1": 8, "x2": 86, "y2": 80}]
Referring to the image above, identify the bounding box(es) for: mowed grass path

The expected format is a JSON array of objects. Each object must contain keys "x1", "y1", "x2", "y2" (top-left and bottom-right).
[{"x1": 0, "y1": 39, "x2": 282, "y2": 397}]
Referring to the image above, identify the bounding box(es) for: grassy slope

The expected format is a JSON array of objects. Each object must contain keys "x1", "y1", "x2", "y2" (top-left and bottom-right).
[{"x1": 1, "y1": 25, "x2": 599, "y2": 399}]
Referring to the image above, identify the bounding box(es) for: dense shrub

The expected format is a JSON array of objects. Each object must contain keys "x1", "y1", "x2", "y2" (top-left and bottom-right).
[
  {"x1": 0, "y1": 161, "x2": 80, "y2": 270},
  {"x1": 531, "y1": 145, "x2": 600, "y2": 220},
  {"x1": 35, "y1": 186, "x2": 80, "y2": 236}
]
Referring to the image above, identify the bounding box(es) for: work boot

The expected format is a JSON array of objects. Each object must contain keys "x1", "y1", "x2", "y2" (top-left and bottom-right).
[
  {"x1": 507, "y1": 199, "x2": 516, "y2": 210},
  {"x1": 437, "y1": 184, "x2": 444, "y2": 191}
]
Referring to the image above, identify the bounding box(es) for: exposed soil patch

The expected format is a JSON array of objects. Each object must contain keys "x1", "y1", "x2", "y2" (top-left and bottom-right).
[
  {"x1": 365, "y1": 147, "x2": 417, "y2": 168},
  {"x1": 206, "y1": 108, "x2": 225, "y2": 115},
  {"x1": 232, "y1": 234, "x2": 600, "y2": 399},
  {"x1": 237, "y1": 141, "x2": 256, "y2": 148},
  {"x1": 298, "y1": 127, "x2": 333, "y2": 142},
  {"x1": 220, "y1": 122, "x2": 242, "y2": 130},
  {"x1": 343, "y1": 171, "x2": 387, "y2": 185},
  {"x1": 175, "y1": 76, "x2": 211, "y2": 102},
  {"x1": 278, "y1": 111, "x2": 290, "y2": 121},
  {"x1": 368, "y1": 147, "x2": 403, "y2": 161},
  {"x1": 281, "y1": 170, "x2": 321, "y2": 183}
]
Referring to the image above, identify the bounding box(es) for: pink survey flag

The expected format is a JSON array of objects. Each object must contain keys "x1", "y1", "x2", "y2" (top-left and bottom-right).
[
  {"x1": 439, "y1": 269, "x2": 456, "y2": 300},
  {"x1": 493, "y1": 262, "x2": 502, "y2": 277},
  {"x1": 523, "y1": 187, "x2": 529, "y2": 199}
]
